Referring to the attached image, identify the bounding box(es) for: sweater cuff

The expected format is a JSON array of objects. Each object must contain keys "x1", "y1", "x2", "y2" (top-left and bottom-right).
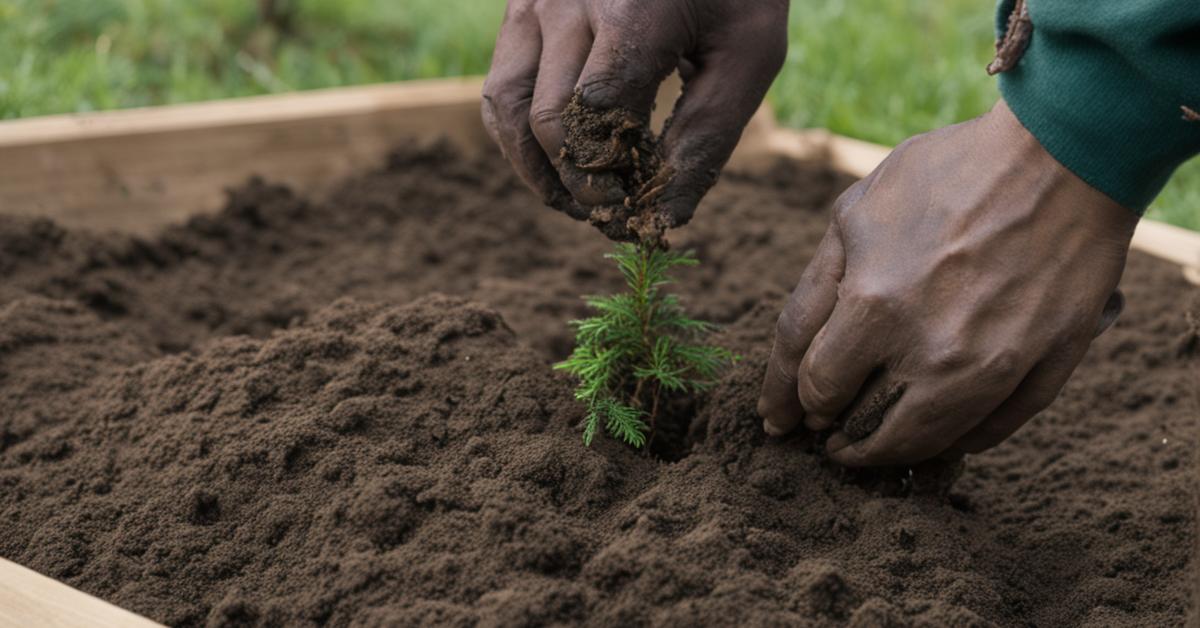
[{"x1": 995, "y1": 3, "x2": 1200, "y2": 213}]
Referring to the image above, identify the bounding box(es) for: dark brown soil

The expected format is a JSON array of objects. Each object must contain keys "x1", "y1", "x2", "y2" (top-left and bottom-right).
[
  {"x1": 0, "y1": 143, "x2": 1195, "y2": 627},
  {"x1": 561, "y1": 92, "x2": 669, "y2": 244}
]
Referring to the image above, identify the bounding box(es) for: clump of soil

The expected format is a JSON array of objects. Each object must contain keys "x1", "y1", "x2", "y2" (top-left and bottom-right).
[
  {"x1": 561, "y1": 91, "x2": 671, "y2": 245},
  {"x1": 0, "y1": 143, "x2": 1195, "y2": 626}
]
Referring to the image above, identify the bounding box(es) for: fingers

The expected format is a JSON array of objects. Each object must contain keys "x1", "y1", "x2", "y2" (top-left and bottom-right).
[
  {"x1": 529, "y1": 5, "x2": 625, "y2": 208},
  {"x1": 530, "y1": 4, "x2": 592, "y2": 159},
  {"x1": 794, "y1": 304, "x2": 883, "y2": 431},
  {"x1": 951, "y1": 341, "x2": 1089, "y2": 454},
  {"x1": 826, "y1": 382, "x2": 991, "y2": 467},
  {"x1": 757, "y1": 222, "x2": 846, "y2": 436},
  {"x1": 574, "y1": 5, "x2": 689, "y2": 116},
  {"x1": 481, "y1": 4, "x2": 583, "y2": 219},
  {"x1": 824, "y1": 323, "x2": 1097, "y2": 465},
  {"x1": 652, "y1": 11, "x2": 789, "y2": 227}
]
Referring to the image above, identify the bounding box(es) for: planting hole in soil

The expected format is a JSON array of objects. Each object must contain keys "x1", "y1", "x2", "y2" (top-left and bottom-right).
[{"x1": 0, "y1": 143, "x2": 1197, "y2": 626}]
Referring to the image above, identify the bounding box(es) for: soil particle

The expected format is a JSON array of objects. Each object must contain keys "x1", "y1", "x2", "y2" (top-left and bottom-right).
[
  {"x1": 0, "y1": 143, "x2": 1195, "y2": 626},
  {"x1": 561, "y1": 91, "x2": 670, "y2": 245}
]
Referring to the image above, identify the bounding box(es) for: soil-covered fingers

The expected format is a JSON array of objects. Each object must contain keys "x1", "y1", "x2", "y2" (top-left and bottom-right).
[
  {"x1": 758, "y1": 223, "x2": 846, "y2": 436},
  {"x1": 529, "y1": 4, "x2": 625, "y2": 207},
  {"x1": 574, "y1": 2, "x2": 694, "y2": 116},
  {"x1": 653, "y1": 3, "x2": 789, "y2": 227},
  {"x1": 482, "y1": 2, "x2": 583, "y2": 218},
  {"x1": 530, "y1": 3, "x2": 592, "y2": 157},
  {"x1": 825, "y1": 383, "x2": 994, "y2": 467}
]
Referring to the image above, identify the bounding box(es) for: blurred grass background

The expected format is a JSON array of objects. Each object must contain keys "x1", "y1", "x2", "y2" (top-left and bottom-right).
[{"x1": 1, "y1": 0, "x2": 1195, "y2": 229}]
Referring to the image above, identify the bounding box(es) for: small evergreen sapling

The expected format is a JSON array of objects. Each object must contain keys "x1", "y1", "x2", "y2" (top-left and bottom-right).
[{"x1": 556, "y1": 243, "x2": 736, "y2": 448}]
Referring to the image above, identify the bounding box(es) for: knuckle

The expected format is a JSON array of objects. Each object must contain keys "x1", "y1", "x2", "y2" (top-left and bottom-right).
[
  {"x1": 830, "y1": 179, "x2": 871, "y2": 224},
  {"x1": 763, "y1": 351, "x2": 797, "y2": 388},
  {"x1": 927, "y1": 340, "x2": 973, "y2": 373},
  {"x1": 483, "y1": 86, "x2": 530, "y2": 125},
  {"x1": 979, "y1": 348, "x2": 1023, "y2": 381},
  {"x1": 773, "y1": 308, "x2": 800, "y2": 343},
  {"x1": 528, "y1": 106, "x2": 560, "y2": 135},
  {"x1": 797, "y1": 367, "x2": 840, "y2": 411},
  {"x1": 481, "y1": 82, "x2": 506, "y2": 110},
  {"x1": 481, "y1": 82, "x2": 499, "y2": 106},
  {"x1": 480, "y1": 98, "x2": 501, "y2": 136},
  {"x1": 577, "y1": 72, "x2": 625, "y2": 106},
  {"x1": 830, "y1": 187, "x2": 856, "y2": 219},
  {"x1": 932, "y1": 241, "x2": 971, "y2": 271},
  {"x1": 773, "y1": 307, "x2": 809, "y2": 355},
  {"x1": 846, "y1": 282, "x2": 898, "y2": 315}
]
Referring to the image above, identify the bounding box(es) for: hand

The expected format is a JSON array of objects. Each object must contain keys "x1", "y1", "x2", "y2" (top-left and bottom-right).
[
  {"x1": 482, "y1": 0, "x2": 788, "y2": 227},
  {"x1": 757, "y1": 100, "x2": 1138, "y2": 467}
]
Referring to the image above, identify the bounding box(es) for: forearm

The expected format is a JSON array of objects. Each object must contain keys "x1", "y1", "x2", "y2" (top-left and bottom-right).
[{"x1": 992, "y1": 0, "x2": 1200, "y2": 212}]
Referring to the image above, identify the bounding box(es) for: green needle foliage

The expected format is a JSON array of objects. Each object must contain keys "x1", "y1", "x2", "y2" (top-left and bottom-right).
[{"x1": 556, "y1": 243, "x2": 736, "y2": 448}]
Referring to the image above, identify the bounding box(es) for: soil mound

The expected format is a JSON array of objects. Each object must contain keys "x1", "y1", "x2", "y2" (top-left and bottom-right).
[
  {"x1": 0, "y1": 144, "x2": 1195, "y2": 626},
  {"x1": 2, "y1": 296, "x2": 622, "y2": 625}
]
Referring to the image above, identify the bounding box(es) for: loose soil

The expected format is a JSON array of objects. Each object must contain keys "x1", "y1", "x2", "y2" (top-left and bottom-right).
[
  {"x1": 0, "y1": 143, "x2": 1196, "y2": 627},
  {"x1": 560, "y1": 91, "x2": 668, "y2": 244}
]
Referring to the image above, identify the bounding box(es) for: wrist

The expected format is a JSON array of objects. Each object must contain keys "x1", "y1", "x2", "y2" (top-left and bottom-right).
[
  {"x1": 987, "y1": 99, "x2": 1139, "y2": 245},
  {"x1": 993, "y1": 0, "x2": 1200, "y2": 213}
]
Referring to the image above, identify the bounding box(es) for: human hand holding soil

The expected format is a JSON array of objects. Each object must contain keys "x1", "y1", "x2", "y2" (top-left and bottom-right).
[
  {"x1": 482, "y1": 0, "x2": 788, "y2": 242},
  {"x1": 758, "y1": 99, "x2": 1139, "y2": 466}
]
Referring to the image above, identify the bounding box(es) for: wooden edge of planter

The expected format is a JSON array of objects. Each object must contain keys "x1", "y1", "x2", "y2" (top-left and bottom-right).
[
  {"x1": 0, "y1": 77, "x2": 492, "y2": 234},
  {"x1": 0, "y1": 77, "x2": 489, "y2": 147},
  {"x1": 0, "y1": 557, "x2": 163, "y2": 627}
]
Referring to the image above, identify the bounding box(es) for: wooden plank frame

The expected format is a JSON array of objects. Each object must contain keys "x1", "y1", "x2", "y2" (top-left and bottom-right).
[
  {"x1": 0, "y1": 557, "x2": 163, "y2": 627},
  {"x1": 0, "y1": 76, "x2": 1198, "y2": 626}
]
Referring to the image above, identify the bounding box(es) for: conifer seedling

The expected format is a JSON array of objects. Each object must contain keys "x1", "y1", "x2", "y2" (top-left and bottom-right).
[{"x1": 556, "y1": 243, "x2": 736, "y2": 448}]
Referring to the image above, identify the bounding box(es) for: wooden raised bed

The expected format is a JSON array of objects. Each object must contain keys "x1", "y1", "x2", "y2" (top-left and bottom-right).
[{"x1": 0, "y1": 77, "x2": 1196, "y2": 625}]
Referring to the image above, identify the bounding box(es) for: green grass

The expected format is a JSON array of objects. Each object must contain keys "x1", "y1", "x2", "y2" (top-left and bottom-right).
[
  {"x1": 1, "y1": 0, "x2": 1195, "y2": 229},
  {"x1": 0, "y1": 0, "x2": 505, "y2": 116},
  {"x1": 767, "y1": 0, "x2": 1199, "y2": 230}
]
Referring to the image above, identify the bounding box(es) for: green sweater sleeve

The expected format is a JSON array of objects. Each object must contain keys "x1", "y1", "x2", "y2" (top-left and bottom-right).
[{"x1": 994, "y1": 0, "x2": 1200, "y2": 212}]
